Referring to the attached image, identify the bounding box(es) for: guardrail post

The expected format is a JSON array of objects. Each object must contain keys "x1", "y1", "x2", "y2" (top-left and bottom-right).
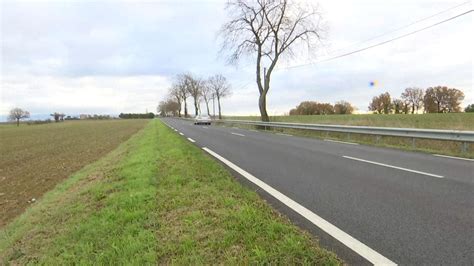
[
  {"x1": 347, "y1": 132, "x2": 351, "y2": 141},
  {"x1": 375, "y1": 135, "x2": 381, "y2": 144},
  {"x1": 412, "y1": 138, "x2": 416, "y2": 149},
  {"x1": 461, "y1": 142, "x2": 468, "y2": 153}
]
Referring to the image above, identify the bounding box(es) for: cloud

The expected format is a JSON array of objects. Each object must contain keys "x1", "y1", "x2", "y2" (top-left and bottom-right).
[
  {"x1": 1, "y1": 74, "x2": 170, "y2": 116},
  {"x1": 0, "y1": 0, "x2": 472, "y2": 119}
]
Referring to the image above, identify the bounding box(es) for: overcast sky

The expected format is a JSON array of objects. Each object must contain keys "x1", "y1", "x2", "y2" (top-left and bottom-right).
[{"x1": 1, "y1": 0, "x2": 472, "y2": 119}]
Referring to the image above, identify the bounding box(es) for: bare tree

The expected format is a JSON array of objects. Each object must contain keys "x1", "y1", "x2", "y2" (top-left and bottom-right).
[
  {"x1": 201, "y1": 82, "x2": 214, "y2": 116},
  {"x1": 158, "y1": 98, "x2": 180, "y2": 117},
  {"x1": 50, "y1": 112, "x2": 61, "y2": 122},
  {"x1": 208, "y1": 74, "x2": 231, "y2": 119},
  {"x1": 220, "y1": 0, "x2": 324, "y2": 121},
  {"x1": 169, "y1": 85, "x2": 182, "y2": 117},
  {"x1": 424, "y1": 86, "x2": 464, "y2": 113},
  {"x1": 184, "y1": 74, "x2": 203, "y2": 116},
  {"x1": 401, "y1": 87, "x2": 424, "y2": 114},
  {"x1": 8, "y1": 107, "x2": 30, "y2": 126},
  {"x1": 392, "y1": 99, "x2": 404, "y2": 114},
  {"x1": 369, "y1": 92, "x2": 392, "y2": 114},
  {"x1": 175, "y1": 74, "x2": 190, "y2": 117}
]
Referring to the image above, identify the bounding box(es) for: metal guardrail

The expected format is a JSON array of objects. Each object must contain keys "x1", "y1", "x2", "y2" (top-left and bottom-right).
[{"x1": 216, "y1": 119, "x2": 474, "y2": 152}]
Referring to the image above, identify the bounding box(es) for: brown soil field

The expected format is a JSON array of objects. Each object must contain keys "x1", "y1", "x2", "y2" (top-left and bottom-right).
[{"x1": 0, "y1": 119, "x2": 149, "y2": 227}]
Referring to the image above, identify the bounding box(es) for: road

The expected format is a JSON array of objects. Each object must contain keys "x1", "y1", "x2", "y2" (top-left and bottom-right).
[{"x1": 161, "y1": 118, "x2": 474, "y2": 265}]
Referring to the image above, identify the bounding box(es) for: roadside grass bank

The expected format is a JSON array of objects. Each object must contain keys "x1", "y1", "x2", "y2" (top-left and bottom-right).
[
  {"x1": 222, "y1": 114, "x2": 473, "y2": 158},
  {"x1": 0, "y1": 119, "x2": 148, "y2": 226},
  {"x1": 1, "y1": 120, "x2": 341, "y2": 264},
  {"x1": 0, "y1": 121, "x2": 159, "y2": 264}
]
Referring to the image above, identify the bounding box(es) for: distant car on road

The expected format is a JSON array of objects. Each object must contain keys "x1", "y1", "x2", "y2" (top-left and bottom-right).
[{"x1": 194, "y1": 115, "x2": 211, "y2": 125}]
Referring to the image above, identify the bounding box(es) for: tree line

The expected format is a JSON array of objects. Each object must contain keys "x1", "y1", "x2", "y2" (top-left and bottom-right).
[
  {"x1": 158, "y1": 73, "x2": 231, "y2": 119},
  {"x1": 289, "y1": 101, "x2": 355, "y2": 115},
  {"x1": 118, "y1": 113, "x2": 155, "y2": 119},
  {"x1": 369, "y1": 86, "x2": 465, "y2": 114}
]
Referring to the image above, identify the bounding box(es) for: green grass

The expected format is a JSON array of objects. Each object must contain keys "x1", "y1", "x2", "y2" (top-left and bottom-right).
[
  {"x1": 224, "y1": 113, "x2": 474, "y2": 158},
  {"x1": 0, "y1": 120, "x2": 340, "y2": 264},
  {"x1": 227, "y1": 113, "x2": 474, "y2": 130}
]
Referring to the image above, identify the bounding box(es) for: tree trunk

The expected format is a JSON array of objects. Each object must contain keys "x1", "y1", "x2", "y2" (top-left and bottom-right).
[
  {"x1": 205, "y1": 99, "x2": 210, "y2": 116},
  {"x1": 217, "y1": 96, "x2": 222, "y2": 119},
  {"x1": 259, "y1": 92, "x2": 269, "y2": 122},
  {"x1": 194, "y1": 97, "x2": 199, "y2": 116},
  {"x1": 177, "y1": 99, "x2": 182, "y2": 117},
  {"x1": 16, "y1": 118, "x2": 19, "y2": 127},
  {"x1": 412, "y1": 104, "x2": 415, "y2": 114},
  {"x1": 184, "y1": 99, "x2": 188, "y2": 117}
]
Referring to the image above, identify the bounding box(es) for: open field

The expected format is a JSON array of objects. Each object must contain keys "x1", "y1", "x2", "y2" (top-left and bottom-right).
[
  {"x1": 224, "y1": 113, "x2": 474, "y2": 158},
  {"x1": 227, "y1": 113, "x2": 474, "y2": 130},
  {"x1": 0, "y1": 120, "x2": 148, "y2": 226},
  {"x1": 0, "y1": 120, "x2": 340, "y2": 264}
]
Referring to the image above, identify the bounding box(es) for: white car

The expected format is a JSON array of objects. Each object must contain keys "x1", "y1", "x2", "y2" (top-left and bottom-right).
[{"x1": 194, "y1": 115, "x2": 211, "y2": 125}]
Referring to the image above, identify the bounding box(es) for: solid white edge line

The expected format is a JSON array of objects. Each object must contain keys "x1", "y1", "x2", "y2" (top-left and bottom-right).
[
  {"x1": 179, "y1": 132, "x2": 184, "y2": 136},
  {"x1": 343, "y1": 156, "x2": 444, "y2": 178},
  {"x1": 231, "y1": 132, "x2": 245, "y2": 137},
  {"x1": 202, "y1": 147, "x2": 396, "y2": 265},
  {"x1": 324, "y1": 139, "x2": 359, "y2": 145},
  {"x1": 187, "y1": 137, "x2": 195, "y2": 143},
  {"x1": 433, "y1": 154, "x2": 474, "y2": 162}
]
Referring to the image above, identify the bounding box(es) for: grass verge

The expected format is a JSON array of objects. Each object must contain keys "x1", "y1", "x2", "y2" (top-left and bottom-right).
[{"x1": 1, "y1": 120, "x2": 340, "y2": 264}]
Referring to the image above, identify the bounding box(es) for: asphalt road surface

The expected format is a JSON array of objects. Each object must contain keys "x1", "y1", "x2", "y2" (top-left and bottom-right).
[{"x1": 161, "y1": 118, "x2": 473, "y2": 265}]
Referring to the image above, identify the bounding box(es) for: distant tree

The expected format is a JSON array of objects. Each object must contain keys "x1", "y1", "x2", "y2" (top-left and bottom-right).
[
  {"x1": 158, "y1": 99, "x2": 180, "y2": 117},
  {"x1": 316, "y1": 103, "x2": 334, "y2": 115},
  {"x1": 50, "y1": 112, "x2": 61, "y2": 122},
  {"x1": 184, "y1": 74, "x2": 203, "y2": 116},
  {"x1": 465, "y1": 104, "x2": 474, "y2": 112},
  {"x1": 220, "y1": 0, "x2": 324, "y2": 121},
  {"x1": 446, "y1": 88, "x2": 464, "y2": 113},
  {"x1": 369, "y1": 92, "x2": 392, "y2": 114},
  {"x1": 169, "y1": 85, "x2": 183, "y2": 117},
  {"x1": 423, "y1": 86, "x2": 464, "y2": 113},
  {"x1": 401, "y1": 87, "x2": 424, "y2": 114},
  {"x1": 289, "y1": 101, "x2": 334, "y2": 115},
  {"x1": 392, "y1": 99, "x2": 405, "y2": 114},
  {"x1": 369, "y1": 96, "x2": 382, "y2": 114},
  {"x1": 175, "y1": 74, "x2": 190, "y2": 117},
  {"x1": 119, "y1": 113, "x2": 155, "y2": 119},
  {"x1": 334, "y1": 101, "x2": 354, "y2": 114},
  {"x1": 289, "y1": 101, "x2": 313, "y2": 115},
  {"x1": 401, "y1": 100, "x2": 410, "y2": 114},
  {"x1": 8, "y1": 107, "x2": 30, "y2": 126},
  {"x1": 208, "y1": 74, "x2": 231, "y2": 119},
  {"x1": 201, "y1": 82, "x2": 214, "y2": 116}
]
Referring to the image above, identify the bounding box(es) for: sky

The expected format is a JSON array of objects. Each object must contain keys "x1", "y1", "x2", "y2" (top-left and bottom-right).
[{"x1": 1, "y1": 0, "x2": 473, "y2": 120}]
